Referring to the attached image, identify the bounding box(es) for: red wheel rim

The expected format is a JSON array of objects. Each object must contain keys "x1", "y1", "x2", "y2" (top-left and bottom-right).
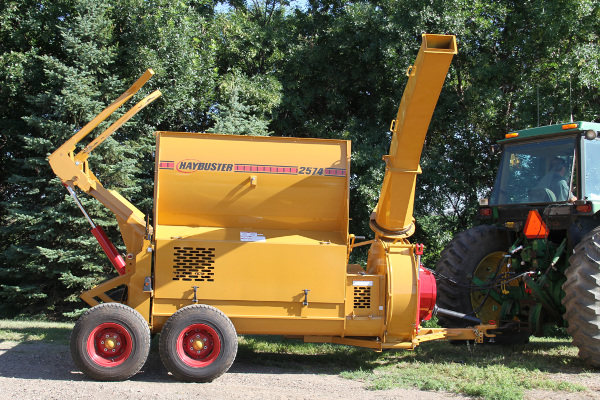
[
  {"x1": 86, "y1": 322, "x2": 133, "y2": 367},
  {"x1": 176, "y1": 323, "x2": 221, "y2": 367}
]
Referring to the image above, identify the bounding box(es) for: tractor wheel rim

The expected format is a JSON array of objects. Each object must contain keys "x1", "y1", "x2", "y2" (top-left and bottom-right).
[
  {"x1": 86, "y1": 322, "x2": 133, "y2": 367},
  {"x1": 176, "y1": 323, "x2": 221, "y2": 367},
  {"x1": 471, "y1": 251, "x2": 507, "y2": 323}
]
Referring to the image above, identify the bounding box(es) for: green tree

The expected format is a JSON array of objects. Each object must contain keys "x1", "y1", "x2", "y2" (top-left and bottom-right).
[
  {"x1": 112, "y1": 0, "x2": 218, "y2": 133},
  {"x1": 272, "y1": 1, "x2": 417, "y2": 258},
  {"x1": 2, "y1": 0, "x2": 600, "y2": 318},
  {"x1": 209, "y1": 0, "x2": 291, "y2": 135},
  {"x1": 0, "y1": 0, "x2": 221, "y2": 318},
  {"x1": 0, "y1": 0, "x2": 125, "y2": 317},
  {"x1": 109, "y1": 0, "x2": 220, "y2": 219},
  {"x1": 271, "y1": 0, "x2": 600, "y2": 265},
  {"x1": 208, "y1": 70, "x2": 282, "y2": 135}
]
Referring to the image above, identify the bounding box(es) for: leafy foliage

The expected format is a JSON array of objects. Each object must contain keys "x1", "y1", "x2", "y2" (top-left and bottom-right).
[
  {"x1": 1, "y1": 0, "x2": 124, "y2": 317},
  {"x1": 1, "y1": 0, "x2": 599, "y2": 317}
]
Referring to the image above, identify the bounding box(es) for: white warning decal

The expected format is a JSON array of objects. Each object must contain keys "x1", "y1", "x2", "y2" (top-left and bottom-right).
[
  {"x1": 353, "y1": 280, "x2": 373, "y2": 287},
  {"x1": 240, "y1": 232, "x2": 266, "y2": 242}
]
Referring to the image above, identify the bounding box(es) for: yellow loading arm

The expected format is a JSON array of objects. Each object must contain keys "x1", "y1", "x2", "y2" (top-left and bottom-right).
[
  {"x1": 372, "y1": 34, "x2": 457, "y2": 238},
  {"x1": 48, "y1": 69, "x2": 161, "y2": 254}
]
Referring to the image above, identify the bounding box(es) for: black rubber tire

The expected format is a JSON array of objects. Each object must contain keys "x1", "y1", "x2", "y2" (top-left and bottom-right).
[
  {"x1": 159, "y1": 304, "x2": 238, "y2": 382},
  {"x1": 70, "y1": 303, "x2": 151, "y2": 381},
  {"x1": 563, "y1": 226, "x2": 600, "y2": 368},
  {"x1": 435, "y1": 225, "x2": 512, "y2": 327}
]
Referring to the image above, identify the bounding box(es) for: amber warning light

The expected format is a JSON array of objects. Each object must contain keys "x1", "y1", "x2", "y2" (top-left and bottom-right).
[{"x1": 562, "y1": 123, "x2": 579, "y2": 130}]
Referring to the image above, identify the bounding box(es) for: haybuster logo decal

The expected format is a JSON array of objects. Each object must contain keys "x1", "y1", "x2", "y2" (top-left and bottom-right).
[{"x1": 176, "y1": 159, "x2": 234, "y2": 173}]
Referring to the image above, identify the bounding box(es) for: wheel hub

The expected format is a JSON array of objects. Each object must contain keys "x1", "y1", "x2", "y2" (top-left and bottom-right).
[
  {"x1": 86, "y1": 322, "x2": 133, "y2": 367},
  {"x1": 104, "y1": 337, "x2": 117, "y2": 350},
  {"x1": 184, "y1": 330, "x2": 212, "y2": 357},
  {"x1": 98, "y1": 331, "x2": 124, "y2": 355},
  {"x1": 471, "y1": 251, "x2": 509, "y2": 323},
  {"x1": 191, "y1": 335, "x2": 206, "y2": 351}
]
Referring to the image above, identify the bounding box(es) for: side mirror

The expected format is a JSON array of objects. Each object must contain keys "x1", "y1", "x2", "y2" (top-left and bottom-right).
[{"x1": 585, "y1": 130, "x2": 597, "y2": 140}]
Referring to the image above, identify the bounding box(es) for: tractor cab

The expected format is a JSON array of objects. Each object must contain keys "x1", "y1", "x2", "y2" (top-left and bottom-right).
[
  {"x1": 479, "y1": 122, "x2": 600, "y2": 232},
  {"x1": 491, "y1": 137, "x2": 576, "y2": 204}
]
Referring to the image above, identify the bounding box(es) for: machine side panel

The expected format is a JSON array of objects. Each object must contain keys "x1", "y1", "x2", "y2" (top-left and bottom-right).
[
  {"x1": 153, "y1": 226, "x2": 347, "y2": 305},
  {"x1": 154, "y1": 132, "x2": 350, "y2": 234}
]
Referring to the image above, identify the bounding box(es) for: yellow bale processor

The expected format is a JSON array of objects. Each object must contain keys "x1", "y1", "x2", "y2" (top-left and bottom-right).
[{"x1": 48, "y1": 34, "x2": 494, "y2": 382}]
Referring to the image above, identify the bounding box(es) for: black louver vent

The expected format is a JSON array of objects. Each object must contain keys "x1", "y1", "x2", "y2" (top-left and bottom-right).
[
  {"x1": 353, "y1": 286, "x2": 371, "y2": 309},
  {"x1": 172, "y1": 247, "x2": 216, "y2": 282}
]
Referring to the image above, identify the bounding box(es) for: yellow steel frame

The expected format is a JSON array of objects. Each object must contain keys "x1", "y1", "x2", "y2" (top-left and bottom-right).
[
  {"x1": 304, "y1": 324, "x2": 496, "y2": 351},
  {"x1": 48, "y1": 70, "x2": 160, "y2": 248},
  {"x1": 48, "y1": 69, "x2": 161, "y2": 323}
]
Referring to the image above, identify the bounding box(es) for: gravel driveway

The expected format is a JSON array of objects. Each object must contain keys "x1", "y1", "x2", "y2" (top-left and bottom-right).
[
  {"x1": 0, "y1": 340, "x2": 597, "y2": 400},
  {"x1": 0, "y1": 340, "x2": 467, "y2": 400}
]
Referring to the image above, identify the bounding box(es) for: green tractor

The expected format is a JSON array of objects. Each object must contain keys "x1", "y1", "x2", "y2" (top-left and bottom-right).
[{"x1": 435, "y1": 121, "x2": 600, "y2": 367}]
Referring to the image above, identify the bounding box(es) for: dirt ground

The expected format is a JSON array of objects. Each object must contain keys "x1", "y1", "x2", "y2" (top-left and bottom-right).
[{"x1": 0, "y1": 340, "x2": 598, "y2": 400}]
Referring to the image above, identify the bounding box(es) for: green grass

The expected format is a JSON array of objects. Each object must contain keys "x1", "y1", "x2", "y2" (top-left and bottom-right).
[
  {"x1": 341, "y1": 362, "x2": 584, "y2": 400},
  {"x1": 0, "y1": 319, "x2": 73, "y2": 345},
  {"x1": 238, "y1": 335, "x2": 592, "y2": 400}
]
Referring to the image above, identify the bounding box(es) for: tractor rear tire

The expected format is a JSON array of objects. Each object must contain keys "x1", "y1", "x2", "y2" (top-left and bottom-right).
[
  {"x1": 159, "y1": 304, "x2": 238, "y2": 382},
  {"x1": 435, "y1": 225, "x2": 528, "y2": 343},
  {"x1": 563, "y1": 226, "x2": 600, "y2": 368},
  {"x1": 70, "y1": 303, "x2": 151, "y2": 381},
  {"x1": 435, "y1": 225, "x2": 510, "y2": 327}
]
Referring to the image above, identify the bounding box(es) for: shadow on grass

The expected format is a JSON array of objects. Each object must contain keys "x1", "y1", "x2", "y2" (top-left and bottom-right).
[
  {"x1": 236, "y1": 335, "x2": 380, "y2": 374},
  {"x1": 234, "y1": 336, "x2": 595, "y2": 400},
  {"x1": 0, "y1": 333, "x2": 373, "y2": 383},
  {"x1": 236, "y1": 335, "x2": 591, "y2": 376}
]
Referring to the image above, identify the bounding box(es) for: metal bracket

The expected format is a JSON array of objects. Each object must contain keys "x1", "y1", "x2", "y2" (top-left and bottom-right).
[
  {"x1": 192, "y1": 286, "x2": 199, "y2": 303},
  {"x1": 302, "y1": 289, "x2": 310, "y2": 306},
  {"x1": 415, "y1": 243, "x2": 424, "y2": 255},
  {"x1": 406, "y1": 64, "x2": 417, "y2": 77},
  {"x1": 415, "y1": 243, "x2": 424, "y2": 268}
]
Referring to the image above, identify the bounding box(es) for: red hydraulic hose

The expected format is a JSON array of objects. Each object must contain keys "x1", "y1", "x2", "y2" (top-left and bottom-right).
[
  {"x1": 64, "y1": 184, "x2": 127, "y2": 276},
  {"x1": 91, "y1": 226, "x2": 127, "y2": 276}
]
